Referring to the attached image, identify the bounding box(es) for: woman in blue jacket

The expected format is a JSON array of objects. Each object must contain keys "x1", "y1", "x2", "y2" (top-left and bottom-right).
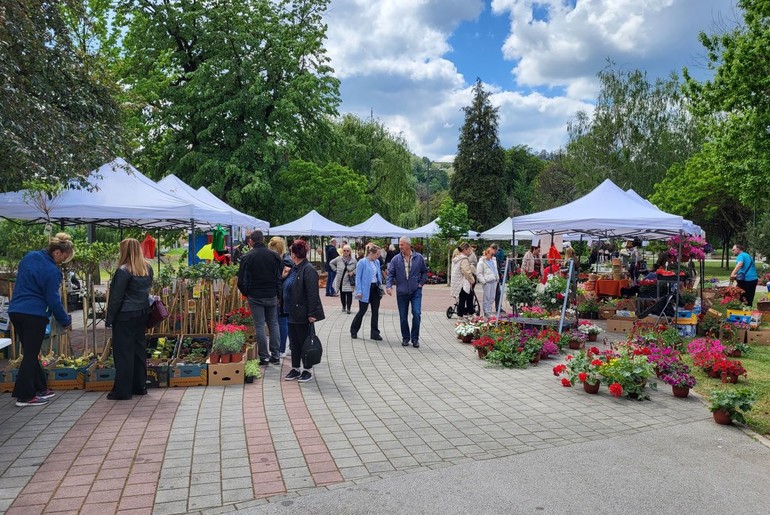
[
  {"x1": 350, "y1": 245, "x2": 383, "y2": 341},
  {"x1": 9, "y1": 233, "x2": 74, "y2": 407}
]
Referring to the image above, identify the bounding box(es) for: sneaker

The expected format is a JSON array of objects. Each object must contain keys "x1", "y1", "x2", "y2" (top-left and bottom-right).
[
  {"x1": 347, "y1": 310, "x2": 351, "y2": 314},
  {"x1": 370, "y1": 335, "x2": 383, "y2": 341},
  {"x1": 402, "y1": 339, "x2": 410, "y2": 346},
  {"x1": 284, "y1": 369, "x2": 301, "y2": 381},
  {"x1": 37, "y1": 389, "x2": 56, "y2": 400},
  {"x1": 298, "y1": 370, "x2": 313, "y2": 382},
  {"x1": 280, "y1": 352, "x2": 287, "y2": 358},
  {"x1": 16, "y1": 396, "x2": 48, "y2": 407},
  {"x1": 259, "y1": 358, "x2": 270, "y2": 366},
  {"x1": 269, "y1": 357, "x2": 281, "y2": 365},
  {"x1": 412, "y1": 341, "x2": 420, "y2": 348}
]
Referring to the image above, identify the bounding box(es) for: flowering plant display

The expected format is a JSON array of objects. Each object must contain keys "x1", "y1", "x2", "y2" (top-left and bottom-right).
[
  {"x1": 721, "y1": 297, "x2": 746, "y2": 310},
  {"x1": 598, "y1": 344, "x2": 656, "y2": 400},
  {"x1": 561, "y1": 329, "x2": 587, "y2": 346},
  {"x1": 520, "y1": 306, "x2": 549, "y2": 319},
  {"x1": 647, "y1": 344, "x2": 681, "y2": 376},
  {"x1": 553, "y1": 347, "x2": 605, "y2": 386},
  {"x1": 212, "y1": 327, "x2": 247, "y2": 354},
  {"x1": 223, "y1": 307, "x2": 252, "y2": 326},
  {"x1": 455, "y1": 321, "x2": 479, "y2": 337},
  {"x1": 578, "y1": 321, "x2": 603, "y2": 336},
  {"x1": 540, "y1": 341, "x2": 560, "y2": 358},
  {"x1": 687, "y1": 338, "x2": 725, "y2": 368},
  {"x1": 725, "y1": 342, "x2": 750, "y2": 356},
  {"x1": 708, "y1": 388, "x2": 757, "y2": 424},
  {"x1": 660, "y1": 362, "x2": 697, "y2": 388},
  {"x1": 577, "y1": 298, "x2": 600, "y2": 313},
  {"x1": 471, "y1": 335, "x2": 497, "y2": 352},
  {"x1": 667, "y1": 235, "x2": 708, "y2": 261},
  {"x1": 485, "y1": 336, "x2": 531, "y2": 369},
  {"x1": 712, "y1": 359, "x2": 747, "y2": 379},
  {"x1": 538, "y1": 276, "x2": 568, "y2": 307}
]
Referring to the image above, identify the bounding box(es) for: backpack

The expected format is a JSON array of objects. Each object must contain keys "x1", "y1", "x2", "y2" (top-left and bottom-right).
[{"x1": 302, "y1": 324, "x2": 323, "y2": 368}]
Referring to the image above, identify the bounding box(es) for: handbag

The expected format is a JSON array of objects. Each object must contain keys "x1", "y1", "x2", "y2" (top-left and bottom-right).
[
  {"x1": 302, "y1": 324, "x2": 323, "y2": 368},
  {"x1": 736, "y1": 256, "x2": 753, "y2": 281},
  {"x1": 146, "y1": 296, "x2": 169, "y2": 329}
]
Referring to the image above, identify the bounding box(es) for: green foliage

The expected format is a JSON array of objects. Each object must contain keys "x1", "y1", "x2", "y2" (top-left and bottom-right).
[
  {"x1": 244, "y1": 359, "x2": 261, "y2": 378},
  {"x1": 450, "y1": 79, "x2": 507, "y2": 230},
  {"x1": 115, "y1": 0, "x2": 340, "y2": 219},
  {"x1": 212, "y1": 331, "x2": 246, "y2": 354},
  {"x1": 506, "y1": 274, "x2": 537, "y2": 307},
  {"x1": 435, "y1": 198, "x2": 470, "y2": 242},
  {"x1": 0, "y1": 0, "x2": 124, "y2": 193},
  {"x1": 274, "y1": 160, "x2": 369, "y2": 225},
  {"x1": 503, "y1": 145, "x2": 546, "y2": 215},
  {"x1": 708, "y1": 387, "x2": 757, "y2": 424},
  {"x1": 0, "y1": 222, "x2": 49, "y2": 272},
  {"x1": 485, "y1": 337, "x2": 530, "y2": 369},
  {"x1": 564, "y1": 62, "x2": 701, "y2": 198}
]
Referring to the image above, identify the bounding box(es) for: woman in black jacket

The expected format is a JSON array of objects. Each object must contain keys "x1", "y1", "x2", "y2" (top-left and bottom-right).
[
  {"x1": 106, "y1": 238, "x2": 154, "y2": 400},
  {"x1": 283, "y1": 239, "x2": 325, "y2": 383}
]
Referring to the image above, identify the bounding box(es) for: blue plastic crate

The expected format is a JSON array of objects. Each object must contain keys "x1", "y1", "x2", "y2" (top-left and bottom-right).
[{"x1": 727, "y1": 314, "x2": 751, "y2": 324}]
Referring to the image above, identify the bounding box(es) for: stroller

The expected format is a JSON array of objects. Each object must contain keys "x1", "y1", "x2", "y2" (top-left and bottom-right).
[{"x1": 446, "y1": 289, "x2": 481, "y2": 319}]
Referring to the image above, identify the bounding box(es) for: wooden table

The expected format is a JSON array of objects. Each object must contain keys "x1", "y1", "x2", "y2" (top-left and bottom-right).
[{"x1": 595, "y1": 279, "x2": 630, "y2": 297}]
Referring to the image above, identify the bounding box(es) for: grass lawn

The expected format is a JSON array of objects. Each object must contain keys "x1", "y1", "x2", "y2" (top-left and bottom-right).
[
  {"x1": 689, "y1": 345, "x2": 770, "y2": 436},
  {"x1": 702, "y1": 259, "x2": 733, "y2": 281}
]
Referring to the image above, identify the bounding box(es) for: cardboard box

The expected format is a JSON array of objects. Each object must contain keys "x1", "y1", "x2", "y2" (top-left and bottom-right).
[
  {"x1": 207, "y1": 358, "x2": 244, "y2": 386},
  {"x1": 606, "y1": 317, "x2": 637, "y2": 333},
  {"x1": 169, "y1": 363, "x2": 208, "y2": 387},
  {"x1": 85, "y1": 365, "x2": 116, "y2": 391},
  {"x1": 747, "y1": 330, "x2": 770, "y2": 345},
  {"x1": 146, "y1": 364, "x2": 169, "y2": 388},
  {"x1": 48, "y1": 367, "x2": 86, "y2": 390},
  {"x1": 598, "y1": 307, "x2": 617, "y2": 320},
  {"x1": 1, "y1": 382, "x2": 13, "y2": 393}
]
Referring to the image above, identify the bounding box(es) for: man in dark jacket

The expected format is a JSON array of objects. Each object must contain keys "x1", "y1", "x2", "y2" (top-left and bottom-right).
[
  {"x1": 237, "y1": 230, "x2": 282, "y2": 365},
  {"x1": 324, "y1": 239, "x2": 338, "y2": 297},
  {"x1": 386, "y1": 236, "x2": 428, "y2": 348}
]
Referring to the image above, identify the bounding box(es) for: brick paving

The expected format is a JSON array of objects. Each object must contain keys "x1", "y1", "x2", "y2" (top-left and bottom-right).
[{"x1": 0, "y1": 285, "x2": 747, "y2": 514}]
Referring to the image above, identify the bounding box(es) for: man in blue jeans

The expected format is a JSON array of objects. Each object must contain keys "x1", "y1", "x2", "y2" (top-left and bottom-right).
[
  {"x1": 237, "y1": 230, "x2": 282, "y2": 365},
  {"x1": 386, "y1": 236, "x2": 428, "y2": 348}
]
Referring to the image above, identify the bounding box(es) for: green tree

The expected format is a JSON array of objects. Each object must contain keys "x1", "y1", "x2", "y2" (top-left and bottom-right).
[
  {"x1": 450, "y1": 79, "x2": 506, "y2": 230},
  {"x1": 531, "y1": 152, "x2": 579, "y2": 210},
  {"x1": 274, "y1": 160, "x2": 369, "y2": 225},
  {"x1": 682, "y1": 0, "x2": 770, "y2": 203},
  {"x1": 0, "y1": 0, "x2": 124, "y2": 192},
  {"x1": 503, "y1": 145, "x2": 546, "y2": 215},
  {"x1": 115, "y1": 0, "x2": 340, "y2": 219},
  {"x1": 565, "y1": 63, "x2": 702, "y2": 197},
  {"x1": 333, "y1": 114, "x2": 415, "y2": 225},
  {"x1": 436, "y1": 197, "x2": 470, "y2": 243}
]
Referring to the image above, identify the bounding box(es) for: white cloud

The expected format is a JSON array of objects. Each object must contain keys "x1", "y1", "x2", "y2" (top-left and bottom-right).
[{"x1": 324, "y1": 0, "x2": 737, "y2": 159}]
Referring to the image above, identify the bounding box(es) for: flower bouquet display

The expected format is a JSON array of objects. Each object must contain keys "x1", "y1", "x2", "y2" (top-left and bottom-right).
[
  {"x1": 578, "y1": 321, "x2": 603, "y2": 342},
  {"x1": 553, "y1": 346, "x2": 605, "y2": 394},
  {"x1": 598, "y1": 344, "x2": 656, "y2": 400}
]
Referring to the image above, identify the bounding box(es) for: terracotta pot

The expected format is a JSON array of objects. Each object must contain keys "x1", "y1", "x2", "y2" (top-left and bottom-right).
[
  {"x1": 683, "y1": 303, "x2": 695, "y2": 310},
  {"x1": 583, "y1": 381, "x2": 600, "y2": 394},
  {"x1": 462, "y1": 335, "x2": 473, "y2": 344},
  {"x1": 728, "y1": 349, "x2": 742, "y2": 358},
  {"x1": 231, "y1": 352, "x2": 244, "y2": 363},
  {"x1": 568, "y1": 340, "x2": 582, "y2": 350},
  {"x1": 712, "y1": 409, "x2": 733, "y2": 425},
  {"x1": 672, "y1": 386, "x2": 690, "y2": 398},
  {"x1": 529, "y1": 354, "x2": 540, "y2": 366},
  {"x1": 220, "y1": 353, "x2": 232, "y2": 364},
  {"x1": 587, "y1": 333, "x2": 598, "y2": 342},
  {"x1": 721, "y1": 372, "x2": 739, "y2": 384},
  {"x1": 707, "y1": 368, "x2": 721, "y2": 379},
  {"x1": 209, "y1": 353, "x2": 221, "y2": 364},
  {"x1": 476, "y1": 348, "x2": 488, "y2": 359}
]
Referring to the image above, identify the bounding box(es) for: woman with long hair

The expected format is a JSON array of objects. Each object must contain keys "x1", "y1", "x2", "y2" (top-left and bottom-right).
[
  {"x1": 10, "y1": 233, "x2": 74, "y2": 407},
  {"x1": 476, "y1": 247, "x2": 499, "y2": 317},
  {"x1": 450, "y1": 243, "x2": 476, "y2": 317},
  {"x1": 268, "y1": 236, "x2": 293, "y2": 357},
  {"x1": 105, "y1": 238, "x2": 154, "y2": 400}
]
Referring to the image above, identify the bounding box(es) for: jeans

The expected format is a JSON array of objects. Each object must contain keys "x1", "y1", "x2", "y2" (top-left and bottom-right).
[
  {"x1": 396, "y1": 288, "x2": 422, "y2": 343},
  {"x1": 10, "y1": 313, "x2": 48, "y2": 401},
  {"x1": 340, "y1": 291, "x2": 353, "y2": 311},
  {"x1": 248, "y1": 296, "x2": 280, "y2": 360},
  {"x1": 350, "y1": 283, "x2": 381, "y2": 338},
  {"x1": 278, "y1": 315, "x2": 289, "y2": 354},
  {"x1": 326, "y1": 269, "x2": 337, "y2": 296}
]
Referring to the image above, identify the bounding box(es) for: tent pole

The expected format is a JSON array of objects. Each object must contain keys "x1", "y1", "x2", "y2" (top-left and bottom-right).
[
  {"x1": 157, "y1": 228, "x2": 161, "y2": 274},
  {"x1": 675, "y1": 230, "x2": 683, "y2": 325}
]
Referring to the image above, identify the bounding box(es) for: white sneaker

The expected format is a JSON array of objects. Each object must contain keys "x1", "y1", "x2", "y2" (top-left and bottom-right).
[{"x1": 280, "y1": 352, "x2": 287, "y2": 358}]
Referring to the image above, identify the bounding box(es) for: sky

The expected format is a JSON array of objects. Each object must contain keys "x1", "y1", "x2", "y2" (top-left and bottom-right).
[{"x1": 323, "y1": 0, "x2": 739, "y2": 161}]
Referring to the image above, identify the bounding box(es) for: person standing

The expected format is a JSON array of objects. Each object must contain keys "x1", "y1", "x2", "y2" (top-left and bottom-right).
[
  {"x1": 283, "y1": 240, "x2": 324, "y2": 383},
  {"x1": 268, "y1": 236, "x2": 293, "y2": 358},
  {"x1": 324, "y1": 238, "x2": 338, "y2": 297},
  {"x1": 731, "y1": 243, "x2": 759, "y2": 306},
  {"x1": 490, "y1": 243, "x2": 505, "y2": 311},
  {"x1": 387, "y1": 236, "x2": 428, "y2": 347},
  {"x1": 105, "y1": 238, "x2": 154, "y2": 400},
  {"x1": 10, "y1": 233, "x2": 74, "y2": 407},
  {"x1": 476, "y1": 247, "x2": 499, "y2": 317},
  {"x1": 522, "y1": 245, "x2": 537, "y2": 279},
  {"x1": 350, "y1": 245, "x2": 384, "y2": 341},
  {"x1": 232, "y1": 235, "x2": 252, "y2": 265},
  {"x1": 331, "y1": 245, "x2": 357, "y2": 314},
  {"x1": 452, "y1": 243, "x2": 477, "y2": 317},
  {"x1": 237, "y1": 230, "x2": 282, "y2": 366}
]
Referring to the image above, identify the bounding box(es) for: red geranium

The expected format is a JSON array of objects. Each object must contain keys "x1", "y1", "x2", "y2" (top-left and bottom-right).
[
  {"x1": 561, "y1": 378, "x2": 572, "y2": 387},
  {"x1": 588, "y1": 346, "x2": 600, "y2": 356},
  {"x1": 578, "y1": 372, "x2": 588, "y2": 382},
  {"x1": 552, "y1": 364, "x2": 567, "y2": 376},
  {"x1": 591, "y1": 359, "x2": 604, "y2": 367},
  {"x1": 609, "y1": 383, "x2": 623, "y2": 397}
]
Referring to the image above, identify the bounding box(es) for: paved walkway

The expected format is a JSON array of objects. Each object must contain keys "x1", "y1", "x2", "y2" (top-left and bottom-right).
[{"x1": 1, "y1": 286, "x2": 769, "y2": 514}]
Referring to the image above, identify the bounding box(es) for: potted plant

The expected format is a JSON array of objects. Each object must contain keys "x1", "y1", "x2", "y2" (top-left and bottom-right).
[
  {"x1": 553, "y1": 347, "x2": 605, "y2": 394},
  {"x1": 659, "y1": 362, "x2": 697, "y2": 398},
  {"x1": 712, "y1": 359, "x2": 747, "y2": 384},
  {"x1": 506, "y1": 273, "x2": 537, "y2": 308},
  {"x1": 679, "y1": 288, "x2": 698, "y2": 309},
  {"x1": 725, "y1": 341, "x2": 750, "y2": 358},
  {"x1": 212, "y1": 325, "x2": 248, "y2": 363},
  {"x1": 577, "y1": 298, "x2": 599, "y2": 319},
  {"x1": 598, "y1": 345, "x2": 656, "y2": 400},
  {"x1": 578, "y1": 321, "x2": 603, "y2": 342},
  {"x1": 244, "y1": 359, "x2": 261, "y2": 383},
  {"x1": 471, "y1": 335, "x2": 496, "y2": 359},
  {"x1": 562, "y1": 329, "x2": 587, "y2": 350},
  {"x1": 708, "y1": 388, "x2": 757, "y2": 425},
  {"x1": 455, "y1": 321, "x2": 479, "y2": 343}
]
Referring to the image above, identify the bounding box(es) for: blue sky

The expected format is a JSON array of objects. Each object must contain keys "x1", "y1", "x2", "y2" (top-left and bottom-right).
[{"x1": 324, "y1": 0, "x2": 738, "y2": 161}]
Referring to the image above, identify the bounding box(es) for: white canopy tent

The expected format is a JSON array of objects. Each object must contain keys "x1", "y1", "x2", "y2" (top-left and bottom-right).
[
  {"x1": 268, "y1": 210, "x2": 358, "y2": 236},
  {"x1": 407, "y1": 218, "x2": 480, "y2": 240},
  {"x1": 347, "y1": 213, "x2": 411, "y2": 238},
  {"x1": 509, "y1": 179, "x2": 687, "y2": 238},
  {"x1": 625, "y1": 189, "x2": 702, "y2": 236},
  {"x1": 0, "y1": 158, "x2": 226, "y2": 228},
  {"x1": 195, "y1": 186, "x2": 269, "y2": 230}
]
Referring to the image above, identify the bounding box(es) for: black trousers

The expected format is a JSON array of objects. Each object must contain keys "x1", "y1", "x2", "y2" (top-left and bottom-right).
[
  {"x1": 111, "y1": 313, "x2": 149, "y2": 398},
  {"x1": 289, "y1": 322, "x2": 310, "y2": 370},
  {"x1": 737, "y1": 279, "x2": 759, "y2": 306},
  {"x1": 458, "y1": 289, "x2": 474, "y2": 316},
  {"x1": 350, "y1": 283, "x2": 381, "y2": 338},
  {"x1": 10, "y1": 313, "x2": 48, "y2": 401},
  {"x1": 340, "y1": 292, "x2": 353, "y2": 311}
]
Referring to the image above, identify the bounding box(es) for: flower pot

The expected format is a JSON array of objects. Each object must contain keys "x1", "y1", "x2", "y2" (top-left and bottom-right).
[
  {"x1": 707, "y1": 368, "x2": 721, "y2": 379},
  {"x1": 209, "y1": 353, "x2": 221, "y2": 364},
  {"x1": 220, "y1": 353, "x2": 232, "y2": 364},
  {"x1": 583, "y1": 381, "x2": 600, "y2": 394},
  {"x1": 672, "y1": 386, "x2": 690, "y2": 398},
  {"x1": 727, "y1": 349, "x2": 742, "y2": 358},
  {"x1": 529, "y1": 354, "x2": 540, "y2": 365},
  {"x1": 587, "y1": 333, "x2": 598, "y2": 342},
  {"x1": 712, "y1": 409, "x2": 733, "y2": 425},
  {"x1": 231, "y1": 352, "x2": 244, "y2": 363},
  {"x1": 245, "y1": 376, "x2": 255, "y2": 384},
  {"x1": 628, "y1": 392, "x2": 640, "y2": 400},
  {"x1": 568, "y1": 340, "x2": 582, "y2": 350},
  {"x1": 721, "y1": 372, "x2": 739, "y2": 384},
  {"x1": 683, "y1": 303, "x2": 695, "y2": 310},
  {"x1": 461, "y1": 335, "x2": 473, "y2": 344},
  {"x1": 476, "y1": 348, "x2": 488, "y2": 359}
]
